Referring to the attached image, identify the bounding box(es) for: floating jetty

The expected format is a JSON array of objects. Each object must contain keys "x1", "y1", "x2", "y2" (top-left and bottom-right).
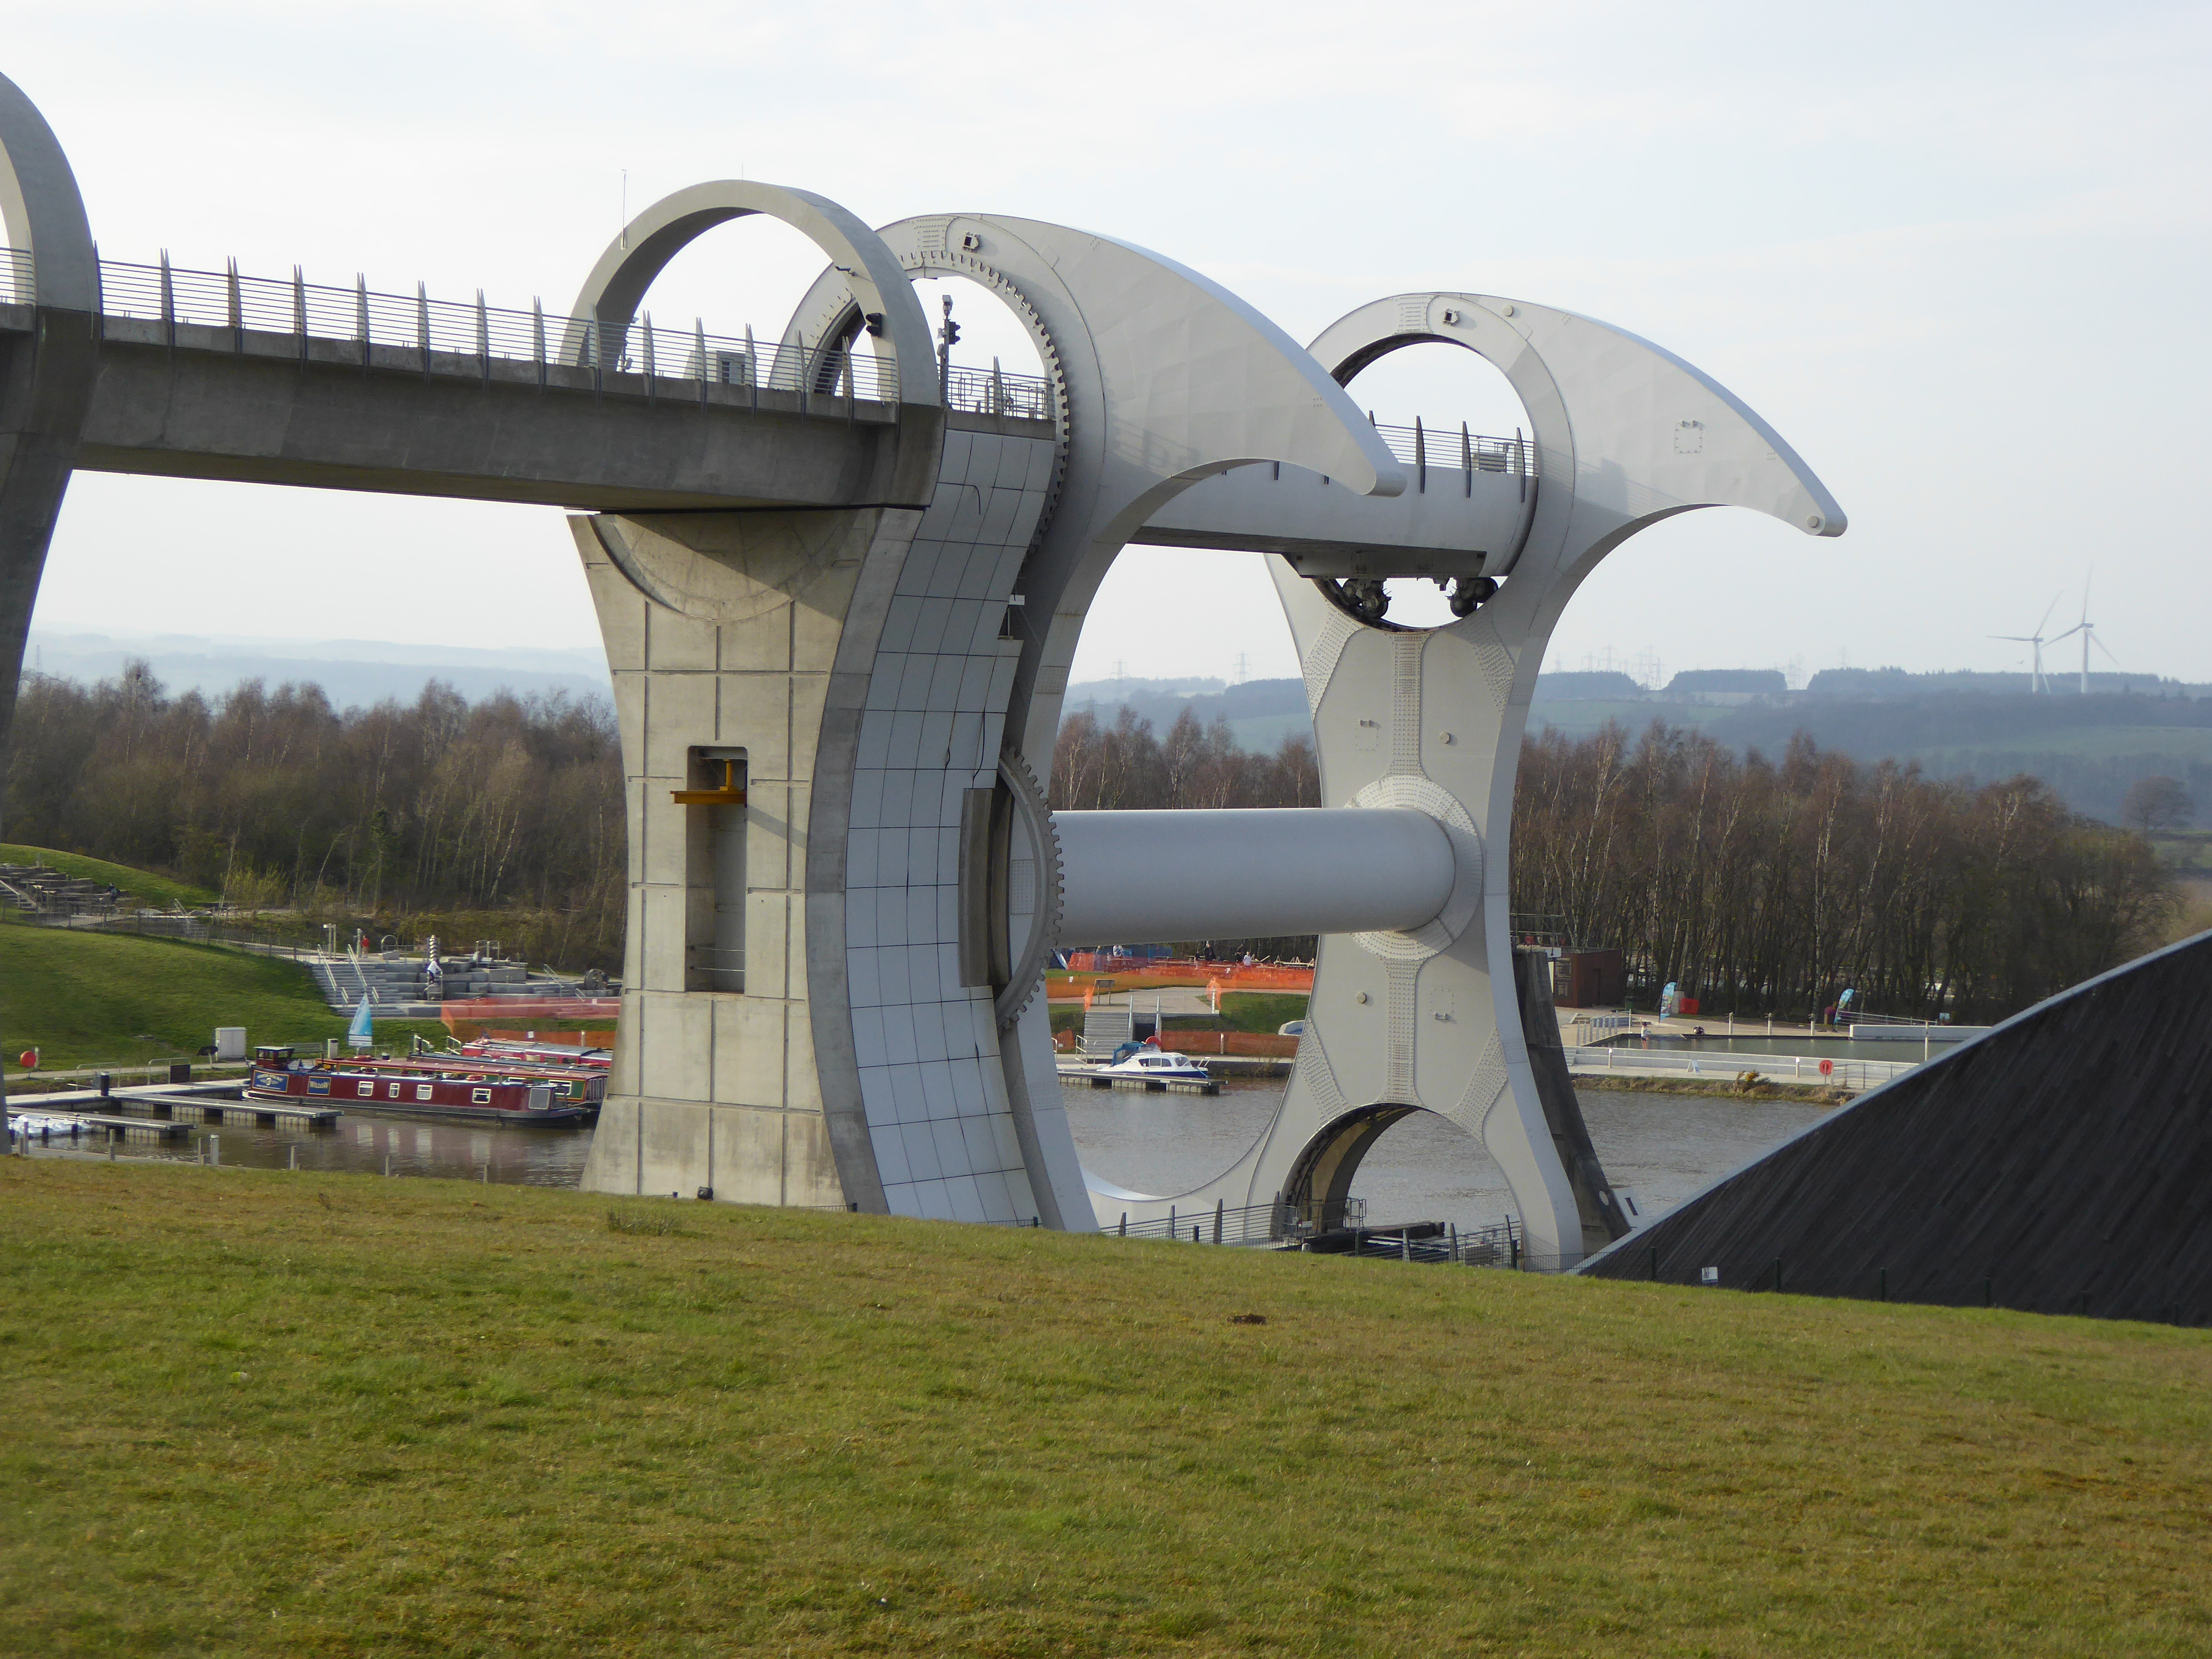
[
  {"x1": 113, "y1": 1091, "x2": 341, "y2": 1128},
  {"x1": 6, "y1": 1111, "x2": 193, "y2": 1144},
  {"x1": 8, "y1": 1080, "x2": 340, "y2": 1129}
]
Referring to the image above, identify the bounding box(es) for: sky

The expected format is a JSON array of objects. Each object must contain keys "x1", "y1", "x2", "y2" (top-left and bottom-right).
[{"x1": 11, "y1": 1, "x2": 2210, "y2": 689}]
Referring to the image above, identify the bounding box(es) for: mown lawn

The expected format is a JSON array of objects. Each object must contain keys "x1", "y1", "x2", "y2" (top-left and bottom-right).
[
  {"x1": 0, "y1": 921, "x2": 444, "y2": 1073},
  {"x1": 3, "y1": 1159, "x2": 2208, "y2": 1656},
  {"x1": 0, "y1": 844, "x2": 216, "y2": 910}
]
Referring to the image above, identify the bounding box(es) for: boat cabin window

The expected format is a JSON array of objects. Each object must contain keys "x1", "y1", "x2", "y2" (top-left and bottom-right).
[{"x1": 471, "y1": 1087, "x2": 492, "y2": 1104}]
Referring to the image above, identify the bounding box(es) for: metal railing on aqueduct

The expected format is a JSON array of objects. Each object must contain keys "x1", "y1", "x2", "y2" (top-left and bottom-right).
[{"x1": 0, "y1": 245, "x2": 1052, "y2": 420}]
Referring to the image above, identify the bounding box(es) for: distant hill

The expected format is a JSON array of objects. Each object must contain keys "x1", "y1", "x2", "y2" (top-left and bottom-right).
[
  {"x1": 21, "y1": 630, "x2": 611, "y2": 710},
  {"x1": 1058, "y1": 665, "x2": 2212, "y2": 825},
  {"x1": 1804, "y1": 666, "x2": 2184, "y2": 699},
  {"x1": 1668, "y1": 668, "x2": 1787, "y2": 695},
  {"x1": 1531, "y1": 670, "x2": 1642, "y2": 701},
  {"x1": 1062, "y1": 676, "x2": 1310, "y2": 752}
]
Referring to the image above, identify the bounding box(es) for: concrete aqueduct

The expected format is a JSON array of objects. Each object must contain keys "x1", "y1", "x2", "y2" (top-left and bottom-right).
[{"x1": 0, "y1": 71, "x2": 1846, "y2": 1266}]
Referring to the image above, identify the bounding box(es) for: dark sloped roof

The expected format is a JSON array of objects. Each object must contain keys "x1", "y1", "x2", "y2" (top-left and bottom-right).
[{"x1": 1579, "y1": 929, "x2": 2212, "y2": 1324}]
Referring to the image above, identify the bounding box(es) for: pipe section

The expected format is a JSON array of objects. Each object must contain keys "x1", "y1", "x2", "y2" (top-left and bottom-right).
[{"x1": 1054, "y1": 807, "x2": 1457, "y2": 944}]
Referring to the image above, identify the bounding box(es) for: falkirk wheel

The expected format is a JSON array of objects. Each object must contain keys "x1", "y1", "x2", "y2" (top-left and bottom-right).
[
  {"x1": 562, "y1": 187, "x2": 1844, "y2": 1267},
  {"x1": 0, "y1": 71, "x2": 1844, "y2": 1265}
]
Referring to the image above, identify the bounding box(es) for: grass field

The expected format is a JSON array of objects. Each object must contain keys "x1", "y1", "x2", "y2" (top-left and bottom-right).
[
  {"x1": 3, "y1": 1160, "x2": 2207, "y2": 1656},
  {"x1": 0, "y1": 921, "x2": 444, "y2": 1072},
  {"x1": 0, "y1": 844, "x2": 216, "y2": 910}
]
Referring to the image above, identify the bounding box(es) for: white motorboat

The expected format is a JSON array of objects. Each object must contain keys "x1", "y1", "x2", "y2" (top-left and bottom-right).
[{"x1": 1098, "y1": 1049, "x2": 1213, "y2": 1084}]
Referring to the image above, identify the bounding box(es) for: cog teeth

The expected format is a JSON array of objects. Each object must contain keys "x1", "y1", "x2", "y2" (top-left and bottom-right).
[{"x1": 992, "y1": 748, "x2": 1060, "y2": 1031}]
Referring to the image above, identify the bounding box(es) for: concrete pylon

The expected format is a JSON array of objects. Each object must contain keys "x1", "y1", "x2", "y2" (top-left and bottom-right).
[
  {"x1": 0, "y1": 68, "x2": 97, "y2": 802},
  {"x1": 0, "y1": 69, "x2": 97, "y2": 1149}
]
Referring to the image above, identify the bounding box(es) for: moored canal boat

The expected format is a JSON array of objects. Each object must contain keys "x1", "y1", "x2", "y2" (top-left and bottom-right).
[{"x1": 244, "y1": 1047, "x2": 602, "y2": 1124}]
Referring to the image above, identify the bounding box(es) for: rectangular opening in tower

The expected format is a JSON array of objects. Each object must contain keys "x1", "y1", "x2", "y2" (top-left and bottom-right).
[{"x1": 677, "y1": 746, "x2": 748, "y2": 993}]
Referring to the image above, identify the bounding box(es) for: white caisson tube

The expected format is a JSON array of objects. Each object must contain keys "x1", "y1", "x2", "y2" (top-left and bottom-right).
[{"x1": 1054, "y1": 807, "x2": 1457, "y2": 944}]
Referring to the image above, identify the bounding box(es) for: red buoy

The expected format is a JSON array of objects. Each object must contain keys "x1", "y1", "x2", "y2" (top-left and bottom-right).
[
  {"x1": 17, "y1": 1049, "x2": 36, "y2": 1070},
  {"x1": 1818, "y1": 1058, "x2": 1833, "y2": 1077}
]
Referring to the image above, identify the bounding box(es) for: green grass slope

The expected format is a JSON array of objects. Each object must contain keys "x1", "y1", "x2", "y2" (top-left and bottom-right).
[
  {"x1": 0, "y1": 922, "x2": 352, "y2": 1070},
  {"x1": 0, "y1": 843, "x2": 216, "y2": 910},
  {"x1": 2, "y1": 1161, "x2": 2207, "y2": 1657}
]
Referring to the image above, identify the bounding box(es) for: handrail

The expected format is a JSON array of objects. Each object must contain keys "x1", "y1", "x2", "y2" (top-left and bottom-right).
[
  {"x1": 1370, "y1": 419, "x2": 1534, "y2": 476},
  {"x1": 0, "y1": 243, "x2": 1065, "y2": 419}
]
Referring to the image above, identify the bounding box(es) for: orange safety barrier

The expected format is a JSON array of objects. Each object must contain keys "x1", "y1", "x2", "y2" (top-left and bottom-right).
[
  {"x1": 440, "y1": 1018, "x2": 619, "y2": 1044},
  {"x1": 1050, "y1": 963, "x2": 1314, "y2": 996},
  {"x1": 438, "y1": 998, "x2": 619, "y2": 1029}
]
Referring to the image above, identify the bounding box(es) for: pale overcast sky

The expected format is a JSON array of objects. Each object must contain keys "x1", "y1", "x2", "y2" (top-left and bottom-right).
[{"x1": 12, "y1": 1, "x2": 2209, "y2": 688}]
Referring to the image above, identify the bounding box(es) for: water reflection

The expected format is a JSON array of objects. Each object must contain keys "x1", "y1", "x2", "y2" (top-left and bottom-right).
[
  {"x1": 33, "y1": 1110, "x2": 593, "y2": 1187},
  {"x1": 1060, "y1": 1077, "x2": 1831, "y2": 1234}
]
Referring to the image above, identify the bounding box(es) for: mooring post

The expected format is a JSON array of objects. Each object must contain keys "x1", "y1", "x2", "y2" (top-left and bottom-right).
[
  {"x1": 384, "y1": 1153, "x2": 392, "y2": 1178},
  {"x1": 209, "y1": 1135, "x2": 219, "y2": 1167},
  {"x1": 480, "y1": 1163, "x2": 489, "y2": 1185},
  {"x1": 1118, "y1": 1212, "x2": 1127, "y2": 1237},
  {"x1": 1213, "y1": 1199, "x2": 1223, "y2": 1244},
  {"x1": 288, "y1": 1143, "x2": 297, "y2": 1172}
]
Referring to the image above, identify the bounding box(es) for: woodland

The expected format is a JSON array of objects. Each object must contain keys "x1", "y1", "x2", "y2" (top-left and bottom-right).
[{"x1": 0, "y1": 669, "x2": 2176, "y2": 1020}]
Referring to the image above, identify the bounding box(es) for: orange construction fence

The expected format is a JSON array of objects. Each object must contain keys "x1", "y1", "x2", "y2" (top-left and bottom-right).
[
  {"x1": 1049, "y1": 960, "x2": 1313, "y2": 998},
  {"x1": 440, "y1": 1022, "x2": 618, "y2": 1047}
]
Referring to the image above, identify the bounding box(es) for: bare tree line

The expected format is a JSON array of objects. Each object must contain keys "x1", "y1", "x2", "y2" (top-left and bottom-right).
[
  {"x1": 4, "y1": 668, "x2": 2174, "y2": 1017},
  {"x1": 1516, "y1": 723, "x2": 2175, "y2": 1022},
  {"x1": 3, "y1": 665, "x2": 624, "y2": 965},
  {"x1": 1052, "y1": 705, "x2": 2174, "y2": 1020}
]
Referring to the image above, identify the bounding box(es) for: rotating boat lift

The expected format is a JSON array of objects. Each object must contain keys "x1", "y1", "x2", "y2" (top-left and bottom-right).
[
  {"x1": 570, "y1": 202, "x2": 1842, "y2": 1266},
  {"x1": 0, "y1": 71, "x2": 1844, "y2": 1263}
]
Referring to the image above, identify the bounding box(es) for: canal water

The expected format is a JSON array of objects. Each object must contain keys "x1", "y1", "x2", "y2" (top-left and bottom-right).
[
  {"x1": 36, "y1": 1111, "x2": 595, "y2": 1187},
  {"x1": 1065, "y1": 1079, "x2": 1830, "y2": 1233},
  {"x1": 34, "y1": 1076, "x2": 1827, "y2": 1235}
]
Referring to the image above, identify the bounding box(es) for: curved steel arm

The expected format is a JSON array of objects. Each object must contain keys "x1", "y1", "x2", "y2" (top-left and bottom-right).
[
  {"x1": 564, "y1": 180, "x2": 939, "y2": 411},
  {"x1": 0, "y1": 70, "x2": 94, "y2": 311},
  {"x1": 1308, "y1": 293, "x2": 1845, "y2": 572}
]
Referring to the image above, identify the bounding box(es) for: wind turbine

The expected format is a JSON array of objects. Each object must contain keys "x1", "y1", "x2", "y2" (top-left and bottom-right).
[
  {"x1": 1991, "y1": 594, "x2": 2064, "y2": 694},
  {"x1": 2047, "y1": 577, "x2": 2119, "y2": 694}
]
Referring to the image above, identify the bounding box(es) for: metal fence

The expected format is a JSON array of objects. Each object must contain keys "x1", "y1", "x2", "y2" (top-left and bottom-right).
[
  {"x1": 1562, "y1": 1043, "x2": 1917, "y2": 1092},
  {"x1": 1371, "y1": 419, "x2": 1534, "y2": 477},
  {"x1": 1101, "y1": 1200, "x2": 1539, "y2": 1270},
  {"x1": 943, "y1": 360, "x2": 1053, "y2": 421},
  {"x1": 1, "y1": 243, "x2": 1056, "y2": 418}
]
